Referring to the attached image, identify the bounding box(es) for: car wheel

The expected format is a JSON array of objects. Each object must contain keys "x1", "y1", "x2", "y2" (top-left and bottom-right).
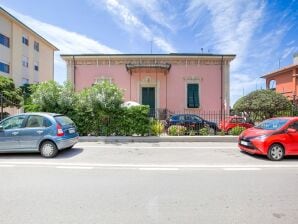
[
  {"x1": 267, "y1": 144, "x2": 284, "y2": 161},
  {"x1": 40, "y1": 141, "x2": 58, "y2": 158},
  {"x1": 227, "y1": 129, "x2": 232, "y2": 135}
]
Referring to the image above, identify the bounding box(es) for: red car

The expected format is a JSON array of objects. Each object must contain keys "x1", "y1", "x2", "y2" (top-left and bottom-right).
[
  {"x1": 219, "y1": 116, "x2": 253, "y2": 134},
  {"x1": 238, "y1": 117, "x2": 298, "y2": 161}
]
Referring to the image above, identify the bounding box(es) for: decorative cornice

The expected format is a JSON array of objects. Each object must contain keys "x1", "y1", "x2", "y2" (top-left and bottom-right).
[{"x1": 63, "y1": 58, "x2": 230, "y2": 66}]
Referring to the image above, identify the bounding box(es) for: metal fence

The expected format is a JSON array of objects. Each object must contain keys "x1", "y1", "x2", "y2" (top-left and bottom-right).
[{"x1": 139, "y1": 108, "x2": 298, "y2": 136}]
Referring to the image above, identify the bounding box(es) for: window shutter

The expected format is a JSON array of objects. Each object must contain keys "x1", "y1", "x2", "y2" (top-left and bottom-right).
[{"x1": 187, "y1": 84, "x2": 199, "y2": 108}]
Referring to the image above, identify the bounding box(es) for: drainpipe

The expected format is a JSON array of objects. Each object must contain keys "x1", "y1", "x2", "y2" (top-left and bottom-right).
[
  {"x1": 221, "y1": 56, "x2": 223, "y2": 120},
  {"x1": 73, "y1": 56, "x2": 76, "y2": 91}
]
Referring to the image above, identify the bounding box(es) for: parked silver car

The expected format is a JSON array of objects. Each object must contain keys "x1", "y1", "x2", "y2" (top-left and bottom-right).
[{"x1": 0, "y1": 112, "x2": 79, "y2": 158}]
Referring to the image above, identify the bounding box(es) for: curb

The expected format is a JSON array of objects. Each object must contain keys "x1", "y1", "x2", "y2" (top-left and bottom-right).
[{"x1": 79, "y1": 136, "x2": 238, "y2": 143}]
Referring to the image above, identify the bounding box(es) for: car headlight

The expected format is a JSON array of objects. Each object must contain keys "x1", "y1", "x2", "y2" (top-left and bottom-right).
[{"x1": 253, "y1": 135, "x2": 268, "y2": 141}]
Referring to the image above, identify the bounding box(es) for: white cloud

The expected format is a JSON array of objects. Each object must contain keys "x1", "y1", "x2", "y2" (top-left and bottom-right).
[
  {"x1": 2, "y1": 6, "x2": 120, "y2": 83},
  {"x1": 115, "y1": 0, "x2": 177, "y2": 32},
  {"x1": 186, "y1": 0, "x2": 268, "y2": 105},
  {"x1": 281, "y1": 46, "x2": 297, "y2": 59},
  {"x1": 187, "y1": 0, "x2": 265, "y2": 71},
  {"x1": 89, "y1": 0, "x2": 176, "y2": 53}
]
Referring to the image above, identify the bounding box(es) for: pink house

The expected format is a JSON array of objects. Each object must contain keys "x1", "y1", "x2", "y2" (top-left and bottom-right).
[{"x1": 61, "y1": 53, "x2": 235, "y2": 117}]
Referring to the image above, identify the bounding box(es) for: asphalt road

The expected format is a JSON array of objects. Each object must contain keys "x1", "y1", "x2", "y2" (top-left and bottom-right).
[{"x1": 1, "y1": 142, "x2": 298, "y2": 224}]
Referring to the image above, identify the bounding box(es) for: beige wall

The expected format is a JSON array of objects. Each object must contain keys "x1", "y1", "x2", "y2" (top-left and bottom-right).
[
  {"x1": 0, "y1": 14, "x2": 11, "y2": 77},
  {"x1": 0, "y1": 9, "x2": 56, "y2": 86}
]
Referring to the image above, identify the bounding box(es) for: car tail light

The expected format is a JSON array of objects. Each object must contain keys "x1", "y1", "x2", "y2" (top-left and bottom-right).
[{"x1": 57, "y1": 124, "x2": 64, "y2": 136}]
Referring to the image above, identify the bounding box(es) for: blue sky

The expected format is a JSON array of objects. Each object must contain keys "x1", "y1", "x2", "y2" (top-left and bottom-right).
[{"x1": 0, "y1": 0, "x2": 297, "y2": 106}]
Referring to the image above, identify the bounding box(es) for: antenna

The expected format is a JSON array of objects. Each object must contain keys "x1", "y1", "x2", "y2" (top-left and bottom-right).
[{"x1": 150, "y1": 40, "x2": 153, "y2": 54}]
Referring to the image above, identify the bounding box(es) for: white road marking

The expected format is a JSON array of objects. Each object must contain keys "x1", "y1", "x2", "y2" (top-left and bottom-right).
[
  {"x1": 1, "y1": 161, "x2": 298, "y2": 170},
  {"x1": 0, "y1": 164, "x2": 15, "y2": 168},
  {"x1": 223, "y1": 168, "x2": 261, "y2": 171},
  {"x1": 76, "y1": 145, "x2": 238, "y2": 149},
  {"x1": 139, "y1": 168, "x2": 179, "y2": 171},
  {"x1": 56, "y1": 166, "x2": 94, "y2": 170}
]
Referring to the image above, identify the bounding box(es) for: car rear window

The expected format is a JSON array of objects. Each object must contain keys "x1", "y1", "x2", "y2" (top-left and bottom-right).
[{"x1": 54, "y1": 115, "x2": 74, "y2": 126}]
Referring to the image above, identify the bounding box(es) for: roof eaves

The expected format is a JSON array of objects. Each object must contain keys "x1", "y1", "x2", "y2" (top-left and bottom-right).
[
  {"x1": 261, "y1": 64, "x2": 298, "y2": 79},
  {"x1": 60, "y1": 53, "x2": 236, "y2": 59}
]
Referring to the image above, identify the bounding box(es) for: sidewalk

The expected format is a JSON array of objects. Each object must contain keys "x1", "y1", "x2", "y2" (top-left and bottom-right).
[{"x1": 79, "y1": 136, "x2": 239, "y2": 143}]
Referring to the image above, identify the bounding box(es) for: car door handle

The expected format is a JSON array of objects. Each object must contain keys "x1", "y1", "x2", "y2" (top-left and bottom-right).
[
  {"x1": 12, "y1": 132, "x2": 19, "y2": 136},
  {"x1": 36, "y1": 131, "x2": 44, "y2": 134}
]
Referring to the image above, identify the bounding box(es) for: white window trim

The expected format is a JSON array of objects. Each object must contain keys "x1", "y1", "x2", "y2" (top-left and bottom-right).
[
  {"x1": 94, "y1": 76, "x2": 113, "y2": 84},
  {"x1": 138, "y1": 76, "x2": 160, "y2": 109}
]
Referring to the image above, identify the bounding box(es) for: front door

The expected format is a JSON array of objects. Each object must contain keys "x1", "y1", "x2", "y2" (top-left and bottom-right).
[{"x1": 142, "y1": 87, "x2": 155, "y2": 116}]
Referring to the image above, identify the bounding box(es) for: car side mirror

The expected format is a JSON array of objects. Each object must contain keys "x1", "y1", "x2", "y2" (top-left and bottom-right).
[
  {"x1": 287, "y1": 128, "x2": 296, "y2": 134},
  {"x1": 0, "y1": 125, "x2": 3, "y2": 131}
]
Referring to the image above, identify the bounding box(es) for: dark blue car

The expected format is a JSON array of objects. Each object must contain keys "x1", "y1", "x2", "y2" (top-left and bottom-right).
[
  {"x1": 0, "y1": 112, "x2": 79, "y2": 158},
  {"x1": 165, "y1": 114, "x2": 219, "y2": 134}
]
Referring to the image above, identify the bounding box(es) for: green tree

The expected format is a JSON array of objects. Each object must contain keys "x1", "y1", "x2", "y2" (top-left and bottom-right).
[
  {"x1": 75, "y1": 81, "x2": 124, "y2": 135},
  {"x1": 0, "y1": 76, "x2": 22, "y2": 108},
  {"x1": 233, "y1": 90, "x2": 292, "y2": 120},
  {"x1": 29, "y1": 81, "x2": 77, "y2": 114},
  {"x1": 20, "y1": 83, "x2": 39, "y2": 112},
  {"x1": 87, "y1": 81, "x2": 124, "y2": 113},
  {"x1": 27, "y1": 80, "x2": 124, "y2": 135}
]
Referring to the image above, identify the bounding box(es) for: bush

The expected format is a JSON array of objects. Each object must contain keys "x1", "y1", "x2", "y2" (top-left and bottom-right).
[
  {"x1": 229, "y1": 126, "x2": 246, "y2": 135},
  {"x1": 114, "y1": 105, "x2": 150, "y2": 136},
  {"x1": 187, "y1": 128, "x2": 197, "y2": 136},
  {"x1": 199, "y1": 127, "x2": 209, "y2": 136},
  {"x1": 168, "y1": 125, "x2": 187, "y2": 136},
  {"x1": 25, "y1": 80, "x2": 152, "y2": 136},
  {"x1": 150, "y1": 120, "x2": 165, "y2": 136},
  {"x1": 100, "y1": 105, "x2": 150, "y2": 136}
]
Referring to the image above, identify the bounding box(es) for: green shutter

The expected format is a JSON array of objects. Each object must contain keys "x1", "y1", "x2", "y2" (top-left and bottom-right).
[{"x1": 187, "y1": 84, "x2": 199, "y2": 108}]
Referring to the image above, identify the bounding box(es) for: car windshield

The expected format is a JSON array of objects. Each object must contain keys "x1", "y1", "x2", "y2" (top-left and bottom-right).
[{"x1": 255, "y1": 119, "x2": 288, "y2": 130}]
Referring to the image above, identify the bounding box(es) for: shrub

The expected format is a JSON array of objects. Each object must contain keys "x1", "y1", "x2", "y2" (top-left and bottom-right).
[
  {"x1": 199, "y1": 127, "x2": 209, "y2": 136},
  {"x1": 168, "y1": 125, "x2": 187, "y2": 136},
  {"x1": 187, "y1": 129, "x2": 197, "y2": 136},
  {"x1": 150, "y1": 120, "x2": 165, "y2": 136},
  {"x1": 25, "y1": 80, "x2": 152, "y2": 136},
  {"x1": 230, "y1": 126, "x2": 246, "y2": 135},
  {"x1": 218, "y1": 130, "x2": 226, "y2": 136},
  {"x1": 105, "y1": 105, "x2": 150, "y2": 136}
]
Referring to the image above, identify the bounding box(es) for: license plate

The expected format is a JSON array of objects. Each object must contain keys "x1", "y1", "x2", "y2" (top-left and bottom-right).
[
  {"x1": 241, "y1": 140, "x2": 249, "y2": 146},
  {"x1": 69, "y1": 128, "x2": 75, "y2": 134}
]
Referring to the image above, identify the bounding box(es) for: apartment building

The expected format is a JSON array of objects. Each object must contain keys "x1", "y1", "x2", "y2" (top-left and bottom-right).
[{"x1": 0, "y1": 7, "x2": 58, "y2": 86}]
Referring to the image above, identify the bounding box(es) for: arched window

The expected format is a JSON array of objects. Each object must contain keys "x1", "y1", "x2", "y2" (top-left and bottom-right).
[{"x1": 269, "y1": 80, "x2": 276, "y2": 90}]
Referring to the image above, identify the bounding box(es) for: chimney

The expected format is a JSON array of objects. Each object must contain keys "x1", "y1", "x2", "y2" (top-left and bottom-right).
[{"x1": 294, "y1": 52, "x2": 298, "y2": 65}]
